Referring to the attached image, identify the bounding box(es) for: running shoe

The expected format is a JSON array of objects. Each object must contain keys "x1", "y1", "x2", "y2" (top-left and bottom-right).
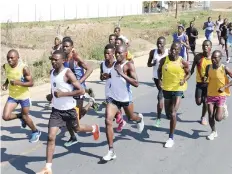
[
  {"x1": 207, "y1": 131, "x2": 218, "y2": 140},
  {"x1": 93, "y1": 124, "x2": 100, "y2": 140},
  {"x1": 64, "y1": 136, "x2": 78, "y2": 147},
  {"x1": 30, "y1": 131, "x2": 41, "y2": 143},
  {"x1": 36, "y1": 167, "x2": 52, "y2": 174},
  {"x1": 164, "y1": 138, "x2": 174, "y2": 148},
  {"x1": 201, "y1": 116, "x2": 208, "y2": 125},
  {"x1": 116, "y1": 120, "x2": 126, "y2": 132},
  {"x1": 115, "y1": 110, "x2": 122, "y2": 124},
  {"x1": 137, "y1": 113, "x2": 144, "y2": 133},
  {"x1": 102, "y1": 150, "x2": 116, "y2": 161},
  {"x1": 223, "y1": 104, "x2": 229, "y2": 119},
  {"x1": 89, "y1": 97, "x2": 99, "y2": 111},
  {"x1": 154, "y1": 118, "x2": 161, "y2": 127}
]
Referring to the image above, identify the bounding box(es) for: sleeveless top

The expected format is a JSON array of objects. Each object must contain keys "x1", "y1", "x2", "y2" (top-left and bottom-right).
[
  {"x1": 101, "y1": 60, "x2": 115, "y2": 98},
  {"x1": 173, "y1": 33, "x2": 187, "y2": 60},
  {"x1": 153, "y1": 48, "x2": 169, "y2": 79},
  {"x1": 109, "y1": 61, "x2": 130, "y2": 102},
  {"x1": 50, "y1": 68, "x2": 76, "y2": 110},
  {"x1": 5, "y1": 62, "x2": 30, "y2": 100},
  {"x1": 162, "y1": 56, "x2": 187, "y2": 91},
  {"x1": 196, "y1": 57, "x2": 212, "y2": 83},
  {"x1": 207, "y1": 64, "x2": 230, "y2": 97}
]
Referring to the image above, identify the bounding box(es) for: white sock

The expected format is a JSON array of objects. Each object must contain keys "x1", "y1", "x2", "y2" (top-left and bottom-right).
[
  {"x1": 46, "y1": 163, "x2": 52, "y2": 169},
  {"x1": 92, "y1": 125, "x2": 96, "y2": 133}
]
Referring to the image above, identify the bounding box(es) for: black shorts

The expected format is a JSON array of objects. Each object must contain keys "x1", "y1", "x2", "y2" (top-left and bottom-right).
[
  {"x1": 48, "y1": 107, "x2": 77, "y2": 128},
  {"x1": 163, "y1": 90, "x2": 183, "y2": 100},
  {"x1": 107, "y1": 97, "x2": 129, "y2": 109},
  {"x1": 195, "y1": 83, "x2": 208, "y2": 100}
]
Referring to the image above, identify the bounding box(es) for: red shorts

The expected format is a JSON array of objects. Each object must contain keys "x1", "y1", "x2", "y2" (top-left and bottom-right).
[{"x1": 207, "y1": 96, "x2": 226, "y2": 107}]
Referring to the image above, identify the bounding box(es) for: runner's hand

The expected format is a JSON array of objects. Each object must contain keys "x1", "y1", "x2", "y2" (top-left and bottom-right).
[
  {"x1": 54, "y1": 89, "x2": 63, "y2": 98},
  {"x1": 10, "y1": 80, "x2": 21, "y2": 86},
  {"x1": 1, "y1": 83, "x2": 8, "y2": 91},
  {"x1": 102, "y1": 73, "x2": 110, "y2": 79},
  {"x1": 218, "y1": 87, "x2": 225, "y2": 93},
  {"x1": 180, "y1": 79, "x2": 185, "y2": 86}
]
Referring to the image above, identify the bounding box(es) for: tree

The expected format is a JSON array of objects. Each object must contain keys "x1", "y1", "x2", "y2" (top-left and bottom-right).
[{"x1": 175, "y1": 1, "x2": 178, "y2": 18}]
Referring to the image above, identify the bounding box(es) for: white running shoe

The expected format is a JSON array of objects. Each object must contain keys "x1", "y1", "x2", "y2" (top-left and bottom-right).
[
  {"x1": 223, "y1": 104, "x2": 229, "y2": 119},
  {"x1": 102, "y1": 150, "x2": 116, "y2": 161},
  {"x1": 226, "y1": 58, "x2": 230, "y2": 64},
  {"x1": 164, "y1": 138, "x2": 174, "y2": 148},
  {"x1": 207, "y1": 131, "x2": 218, "y2": 140},
  {"x1": 137, "y1": 113, "x2": 144, "y2": 133}
]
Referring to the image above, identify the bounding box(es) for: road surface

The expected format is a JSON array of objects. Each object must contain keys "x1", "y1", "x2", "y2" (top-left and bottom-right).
[{"x1": 1, "y1": 38, "x2": 232, "y2": 174}]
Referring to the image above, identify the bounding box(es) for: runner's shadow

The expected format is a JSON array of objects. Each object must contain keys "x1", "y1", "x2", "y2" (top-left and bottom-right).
[
  {"x1": 139, "y1": 81, "x2": 154, "y2": 87},
  {"x1": 1, "y1": 147, "x2": 69, "y2": 174},
  {"x1": 177, "y1": 114, "x2": 200, "y2": 123},
  {"x1": 146, "y1": 125, "x2": 206, "y2": 139},
  {"x1": 1, "y1": 126, "x2": 48, "y2": 142}
]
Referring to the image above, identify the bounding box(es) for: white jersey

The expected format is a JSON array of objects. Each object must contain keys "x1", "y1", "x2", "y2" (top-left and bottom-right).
[
  {"x1": 50, "y1": 68, "x2": 76, "y2": 110},
  {"x1": 119, "y1": 35, "x2": 129, "y2": 44},
  {"x1": 153, "y1": 49, "x2": 169, "y2": 79},
  {"x1": 101, "y1": 60, "x2": 115, "y2": 98},
  {"x1": 109, "y1": 61, "x2": 130, "y2": 102},
  {"x1": 216, "y1": 20, "x2": 223, "y2": 31}
]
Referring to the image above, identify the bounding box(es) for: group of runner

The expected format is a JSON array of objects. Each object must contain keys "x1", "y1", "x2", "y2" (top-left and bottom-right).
[{"x1": 1, "y1": 20, "x2": 232, "y2": 173}]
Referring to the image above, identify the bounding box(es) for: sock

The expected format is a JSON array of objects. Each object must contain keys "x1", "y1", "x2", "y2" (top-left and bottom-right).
[
  {"x1": 32, "y1": 129, "x2": 38, "y2": 133},
  {"x1": 169, "y1": 133, "x2": 174, "y2": 140},
  {"x1": 109, "y1": 147, "x2": 114, "y2": 152},
  {"x1": 46, "y1": 163, "x2": 52, "y2": 169},
  {"x1": 92, "y1": 125, "x2": 96, "y2": 133}
]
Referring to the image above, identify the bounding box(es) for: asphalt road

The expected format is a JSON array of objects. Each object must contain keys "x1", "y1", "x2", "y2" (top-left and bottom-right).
[{"x1": 1, "y1": 38, "x2": 232, "y2": 174}]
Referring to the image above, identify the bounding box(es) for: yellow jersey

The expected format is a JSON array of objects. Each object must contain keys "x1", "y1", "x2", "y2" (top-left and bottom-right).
[
  {"x1": 196, "y1": 57, "x2": 212, "y2": 83},
  {"x1": 5, "y1": 62, "x2": 30, "y2": 100},
  {"x1": 162, "y1": 56, "x2": 187, "y2": 91},
  {"x1": 207, "y1": 64, "x2": 230, "y2": 97}
]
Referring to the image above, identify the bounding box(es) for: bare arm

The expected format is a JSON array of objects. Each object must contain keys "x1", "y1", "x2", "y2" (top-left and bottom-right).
[
  {"x1": 10, "y1": 66, "x2": 34, "y2": 87},
  {"x1": 182, "y1": 60, "x2": 191, "y2": 82},
  {"x1": 182, "y1": 35, "x2": 190, "y2": 49},
  {"x1": 116, "y1": 62, "x2": 139, "y2": 87},
  {"x1": 190, "y1": 54, "x2": 199, "y2": 75},
  {"x1": 203, "y1": 65, "x2": 210, "y2": 82},
  {"x1": 73, "y1": 51, "x2": 93, "y2": 83},
  {"x1": 55, "y1": 69, "x2": 85, "y2": 98},
  {"x1": 157, "y1": 57, "x2": 165, "y2": 81},
  {"x1": 147, "y1": 50, "x2": 155, "y2": 67}
]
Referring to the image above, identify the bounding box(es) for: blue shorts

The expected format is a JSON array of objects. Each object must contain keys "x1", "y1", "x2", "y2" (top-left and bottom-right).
[
  {"x1": 7, "y1": 97, "x2": 31, "y2": 108},
  {"x1": 163, "y1": 90, "x2": 183, "y2": 100}
]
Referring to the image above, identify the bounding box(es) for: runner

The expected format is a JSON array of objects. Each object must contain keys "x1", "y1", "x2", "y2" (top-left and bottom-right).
[
  {"x1": 216, "y1": 15, "x2": 223, "y2": 45},
  {"x1": 147, "y1": 36, "x2": 169, "y2": 127},
  {"x1": 109, "y1": 34, "x2": 118, "y2": 45},
  {"x1": 62, "y1": 38, "x2": 98, "y2": 147},
  {"x1": 102, "y1": 44, "x2": 144, "y2": 161},
  {"x1": 36, "y1": 50, "x2": 100, "y2": 174},
  {"x1": 203, "y1": 17, "x2": 216, "y2": 41},
  {"x1": 186, "y1": 21, "x2": 198, "y2": 57},
  {"x1": 190, "y1": 40, "x2": 212, "y2": 125},
  {"x1": 227, "y1": 22, "x2": 232, "y2": 63},
  {"x1": 173, "y1": 24, "x2": 190, "y2": 61},
  {"x1": 1, "y1": 49, "x2": 41, "y2": 143},
  {"x1": 158, "y1": 42, "x2": 190, "y2": 148},
  {"x1": 204, "y1": 50, "x2": 232, "y2": 140},
  {"x1": 51, "y1": 35, "x2": 63, "y2": 55},
  {"x1": 114, "y1": 27, "x2": 129, "y2": 46},
  {"x1": 115, "y1": 37, "x2": 134, "y2": 62},
  {"x1": 219, "y1": 18, "x2": 229, "y2": 62},
  {"x1": 100, "y1": 44, "x2": 126, "y2": 132}
]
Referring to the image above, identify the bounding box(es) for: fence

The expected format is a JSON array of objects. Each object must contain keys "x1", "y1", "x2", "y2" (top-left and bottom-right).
[
  {"x1": 0, "y1": 1, "x2": 211, "y2": 23},
  {"x1": 1, "y1": 2, "x2": 143, "y2": 23}
]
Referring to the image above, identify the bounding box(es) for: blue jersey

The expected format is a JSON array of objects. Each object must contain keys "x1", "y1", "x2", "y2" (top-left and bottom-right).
[{"x1": 173, "y1": 33, "x2": 187, "y2": 60}]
